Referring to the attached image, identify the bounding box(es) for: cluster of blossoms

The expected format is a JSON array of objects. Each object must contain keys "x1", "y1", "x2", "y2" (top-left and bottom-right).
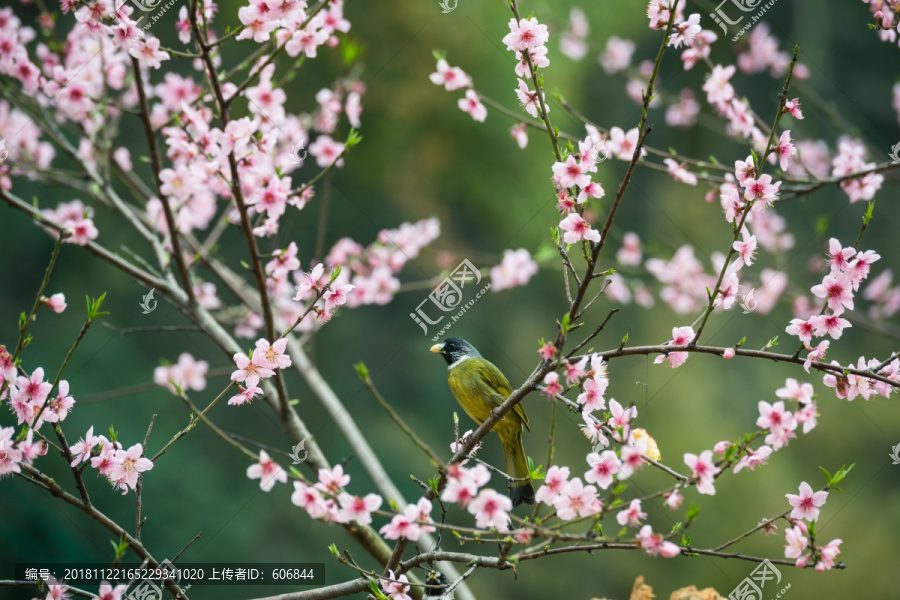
[
  {"x1": 830, "y1": 136, "x2": 884, "y2": 203},
  {"x1": 237, "y1": 0, "x2": 349, "y2": 52},
  {"x1": 40, "y1": 200, "x2": 99, "y2": 246},
  {"x1": 490, "y1": 248, "x2": 539, "y2": 292},
  {"x1": 785, "y1": 238, "x2": 900, "y2": 398},
  {"x1": 230, "y1": 218, "x2": 437, "y2": 341},
  {"x1": 289, "y1": 463, "x2": 384, "y2": 526},
  {"x1": 4, "y1": 365, "x2": 74, "y2": 430},
  {"x1": 863, "y1": 0, "x2": 900, "y2": 47},
  {"x1": 428, "y1": 57, "x2": 482, "y2": 122},
  {"x1": 69, "y1": 428, "x2": 154, "y2": 494},
  {"x1": 550, "y1": 127, "x2": 608, "y2": 245},
  {"x1": 229, "y1": 337, "x2": 293, "y2": 405},
  {"x1": 784, "y1": 482, "x2": 842, "y2": 571},
  {"x1": 153, "y1": 353, "x2": 209, "y2": 395},
  {"x1": 379, "y1": 569, "x2": 413, "y2": 600}
]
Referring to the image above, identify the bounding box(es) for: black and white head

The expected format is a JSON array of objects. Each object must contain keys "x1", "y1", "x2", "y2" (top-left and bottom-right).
[{"x1": 430, "y1": 337, "x2": 481, "y2": 368}]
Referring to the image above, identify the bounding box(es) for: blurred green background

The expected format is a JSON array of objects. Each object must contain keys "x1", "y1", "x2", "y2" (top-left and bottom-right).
[{"x1": 2, "y1": 0, "x2": 899, "y2": 598}]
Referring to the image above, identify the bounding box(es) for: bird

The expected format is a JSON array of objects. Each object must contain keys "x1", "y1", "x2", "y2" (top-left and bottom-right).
[
  {"x1": 423, "y1": 569, "x2": 448, "y2": 597},
  {"x1": 430, "y1": 337, "x2": 535, "y2": 506}
]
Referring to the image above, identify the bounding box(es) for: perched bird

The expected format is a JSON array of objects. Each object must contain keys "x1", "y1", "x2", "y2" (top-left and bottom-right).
[
  {"x1": 423, "y1": 569, "x2": 448, "y2": 597},
  {"x1": 430, "y1": 337, "x2": 535, "y2": 506}
]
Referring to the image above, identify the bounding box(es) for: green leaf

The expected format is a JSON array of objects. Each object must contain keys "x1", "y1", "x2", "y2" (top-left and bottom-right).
[
  {"x1": 863, "y1": 200, "x2": 876, "y2": 225},
  {"x1": 330, "y1": 265, "x2": 342, "y2": 282},
  {"x1": 345, "y1": 128, "x2": 363, "y2": 149},
  {"x1": 432, "y1": 49, "x2": 447, "y2": 61},
  {"x1": 340, "y1": 37, "x2": 365, "y2": 65},
  {"x1": 354, "y1": 361, "x2": 369, "y2": 380},
  {"x1": 681, "y1": 534, "x2": 692, "y2": 546},
  {"x1": 328, "y1": 543, "x2": 340, "y2": 558},
  {"x1": 686, "y1": 502, "x2": 700, "y2": 523}
]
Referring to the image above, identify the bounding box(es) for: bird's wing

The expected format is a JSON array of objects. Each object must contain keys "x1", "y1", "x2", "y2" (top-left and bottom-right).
[{"x1": 479, "y1": 359, "x2": 530, "y2": 432}]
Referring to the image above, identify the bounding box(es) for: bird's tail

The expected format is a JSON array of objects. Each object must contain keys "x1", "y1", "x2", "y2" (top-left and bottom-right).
[{"x1": 502, "y1": 434, "x2": 535, "y2": 507}]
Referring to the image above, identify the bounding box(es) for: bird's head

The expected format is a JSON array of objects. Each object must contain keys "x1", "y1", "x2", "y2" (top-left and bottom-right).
[{"x1": 430, "y1": 337, "x2": 481, "y2": 366}]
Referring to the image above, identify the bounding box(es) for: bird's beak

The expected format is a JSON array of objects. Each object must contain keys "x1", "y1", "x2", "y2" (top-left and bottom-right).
[{"x1": 430, "y1": 343, "x2": 443, "y2": 353}]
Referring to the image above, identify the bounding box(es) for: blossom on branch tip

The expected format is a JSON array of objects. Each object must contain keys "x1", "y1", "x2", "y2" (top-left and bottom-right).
[
  {"x1": 559, "y1": 214, "x2": 600, "y2": 244},
  {"x1": 246, "y1": 450, "x2": 287, "y2": 491}
]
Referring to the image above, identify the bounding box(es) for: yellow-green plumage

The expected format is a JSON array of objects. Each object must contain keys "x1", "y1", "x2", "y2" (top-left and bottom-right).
[{"x1": 432, "y1": 338, "x2": 535, "y2": 506}]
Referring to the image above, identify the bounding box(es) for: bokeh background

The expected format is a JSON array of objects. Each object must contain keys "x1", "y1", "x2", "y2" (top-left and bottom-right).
[{"x1": 2, "y1": 0, "x2": 899, "y2": 598}]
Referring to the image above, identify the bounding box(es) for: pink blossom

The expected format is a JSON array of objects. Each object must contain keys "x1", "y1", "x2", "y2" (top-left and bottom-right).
[
  {"x1": 775, "y1": 378, "x2": 814, "y2": 404},
  {"x1": 732, "y1": 229, "x2": 758, "y2": 268},
  {"x1": 742, "y1": 173, "x2": 781, "y2": 204},
  {"x1": 637, "y1": 524, "x2": 680, "y2": 558},
  {"x1": 541, "y1": 371, "x2": 562, "y2": 398},
  {"x1": 663, "y1": 158, "x2": 697, "y2": 185},
  {"x1": 669, "y1": 14, "x2": 701, "y2": 48},
  {"x1": 816, "y1": 538, "x2": 842, "y2": 571},
  {"x1": 616, "y1": 499, "x2": 647, "y2": 527},
  {"x1": 722, "y1": 348, "x2": 735, "y2": 359},
  {"x1": 757, "y1": 400, "x2": 797, "y2": 450},
  {"x1": 653, "y1": 325, "x2": 694, "y2": 368},
  {"x1": 110, "y1": 443, "x2": 153, "y2": 492},
  {"x1": 70, "y1": 426, "x2": 98, "y2": 467},
  {"x1": 231, "y1": 349, "x2": 275, "y2": 389},
  {"x1": 810, "y1": 273, "x2": 854, "y2": 314},
  {"x1": 429, "y1": 59, "x2": 470, "y2": 91},
  {"x1": 441, "y1": 463, "x2": 490, "y2": 506},
  {"x1": 0, "y1": 426, "x2": 23, "y2": 477},
  {"x1": 308, "y1": 135, "x2": 345, "y2": 168},
  {"x1": 502, "y1": 17, "x2": 549, "y2": 52},
  {"x1": 771, "y1": 130, "x2": 796, "y2": 171},
  {"x1": 600, "y1": 37, "x2": 635, "y2": 74},
  {"x1": 616, "y1": 232, "x2": 642, "y2": 265},
  {"x1": 585, "y1": 450, "x2": 620, "y2": 490},
  {"x1": 515, "y1": 79, "x2": 546, "y2": 119},
  {"x1": 97, "y1": 582, "x2": 127, "y2": 600},
  {"x1": 786, "y1": 481, "x2": 828, "y2": 521},
  {"x1": 42, "y1": 293, "x2": 66, "y2": 313},
  {"x1": 458, "y1": 89, "x2": 487, "y2": 122},
  {"x1": 846, "y1": 250, "x2": 880, "y2": 290},
  {"x1": 783, "y1": 97, "x2": 803, "y2": 119},
  {"x1": 580, "y1": 412, "x2": 609, "y2": 449},
  {"x1": 733, "y1": 445, "x2": 773, "y2": 473},
  {"x1": 336, "y1": 492, "x2": 382, "y2": 526},
  {"x1": 535, "y1": 464, "x2": 570, "y2": 505},
  {"x1": 246, "y1": 450, "x2": 287, "y2": 491},
  {"x1": 786, "y1": 318, "x2": 815, "y2": 345},
  {"x1": 559, "y1": 214, "x2": 600, "y2": 244},
  {"x1": 514, "y1": 46, "x2": 550, "y2": 78},
  {"x1": 228, "y1": 385, "x2": 264, "y2": 406},
  {"x1": 490, "y1": 248, "x2": 537, "y2": 291},
  {"x1": 293, "y1": 263, "x2": 326, "y2": 300},
  {"x1": 794, "y1": 401, "x2": 818, "y2": 433},
  {"x1": 618, "y1": 440, "x2": 647, "y2": 479},
  {"x1": 664, "y1": 489, "x2": 683, "y2": 510},
  {"x1": 576, "y1": 377, "x2": 608, "y2": 413},
  {"x1": 684, "y1": 450, "x2": 720, "y2": 495},
  {"x1": 468, "y1": 488, "x2": 512, "y2": 531},
  {"x1": 553, "y1": 477, "x2": 602, "y2": 520},
  {"x1": 552, "y1": 155, "x2": 591, "y2": 189},
  {"x1": 703, "y1": 64, "x2": 735, "y2": 106},
  {"x1": 129, "y1": 36, "x2": 169, "y2": 69},
  {"x1": 826, "y1": 238, "x2": 855, "y2": 274},
  {"x1": 316, "y1": 464, "x2": 350, "y2": 495},
  {"x1": 784, "y1": 525, "x2": 808, "y2": 559},
  {"x1": 291, "y1": 481, "x2": 329, "y2": 519},
  {"x1": 510, "y1": 124, "x2": 528, "y2": 148},
  {"x1": 666, "y1": 88, "x2": 700, "y2": 126}
]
